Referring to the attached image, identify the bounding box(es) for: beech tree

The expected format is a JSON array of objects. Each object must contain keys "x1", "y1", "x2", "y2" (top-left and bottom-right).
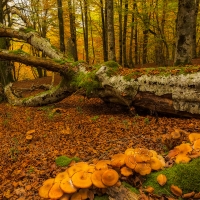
[{"x1": 174, "y1": 0, "x2": 196, "y2": 65}]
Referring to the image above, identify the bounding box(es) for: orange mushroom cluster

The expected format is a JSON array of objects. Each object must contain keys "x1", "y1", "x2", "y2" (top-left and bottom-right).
[
  {"x1": 166, "y1": 133, "x2": 200, "y2": 163},
  {"x1": 39, "y1": 148, "x2": 165, "y2": 199},
  {"x1": 124, "y1": 148, "x2": 165, "y2": 175}
]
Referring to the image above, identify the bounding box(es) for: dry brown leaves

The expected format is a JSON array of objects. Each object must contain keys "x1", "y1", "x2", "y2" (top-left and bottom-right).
[{"x1": 1, "y1": 77, "x2": 200, "y2": 199}]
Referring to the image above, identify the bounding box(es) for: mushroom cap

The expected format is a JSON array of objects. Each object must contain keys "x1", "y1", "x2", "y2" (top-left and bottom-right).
[
  {"x1": 101, "y1": 169, "x2": 119, "y2": 186},
  {"x1": 78, "y1": 188, "x2": 90, "y2": 199},
  {"x1": 124, "y1": 148, "x2": 135, "y2": 155},
  {"x1": 55, "y1": 171, "x2": 69, "y2": 183},
  {"x1": 110, "y1": 153, "x2": 126, "y2": 168},
  {"x1": 175, "y1": 153, "x2": 191, "y2": 164},
  {"x1": 134, "y1": 148, "x2": 152, "y2": 162},
  {"x1": 71, "y1": 170, "x2": 92, "y2": 188},
  {"x1": 48, "y1": 182, "x2": 64, "y2": 199},
  {"x1": 189, "y1": 133, "x2": 200, "y2": 143},
  {"x1": 91, "y1": 170, "x2": 107, "y2": 188},
  {"x1": 157, "y1": 174, "x2": 167, "y2": 186},
  {"x1": 125, "y1": 155, "x2": 137, "y2": 169},
  {"x1": 60, "y1": 176, "x2": 78, "y2": 193},
  {"x1": 67, "y1": 162, "x2": 89, "y2": 177},
  {"x1": 95, "y1": 160, "x2": 111, "y2": 170},
  {"x1": 59, "y1": 193, "x2": 72, "y2": 200},
  {"x1": 38, "y1": 178, "x2": 54, "y2": 199},
  {"x1": 193, "y1": 139, "x2": 200, "y2": 150},
  {"x1": 26, "y1": 135, "x2": 33, "y2": 140},
  {"x1": 120, "y1": 166, "x2": 133, "y2": 176},
  {"x1": 144, "y1": 186, "x2": 154, "y2": 193},
  {"x1": 170, "y1": 185, "x2": 182, "y2": 197},
  {"x1": 157, "y1": 155, "x2": 165, "y2": 168},
  {"x1": 171, "y1": 131, "x2": 181, "y2": 139},
  {"x1": 176, "y1": 143, "x2": 192, "y2": 154},
  {"x1": 87, "y1": 164, "x2": 96, "y2": 173},
  {"x1": 150, "y1": 157, "x2": 163, "y2": 170},
  {"x1": 149, "y1": 150, "x2": 158, "y2": 157},
  {"x1": 134, "y1": 163, "x2": 151, "y2": 175},
  {"x1": 167, "y1": 148, "x2": 180, "y2": 159},
  {"x1": 70, "y1": 192, "x2": 82, "y2": 200}
]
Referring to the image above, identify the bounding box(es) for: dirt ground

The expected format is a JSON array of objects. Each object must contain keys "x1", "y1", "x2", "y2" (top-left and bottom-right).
[{"x1": 1, "y1": 71, "x2": 200, "y2": 199}]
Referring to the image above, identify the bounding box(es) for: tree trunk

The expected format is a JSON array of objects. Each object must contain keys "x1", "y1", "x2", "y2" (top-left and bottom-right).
[
  {"x1": 0, "y1": 0, "x2": 13, "y2": 87},
  {"x1": 57, "y1": 0, "x2": 65, "y2": 53},
  {"x1": 1, "y1": 24, "x2": 200, "y2": 117},
  {"x1": 68, "y1": 0, "x2": 78, "y2": 61},
  {"x1": 118, "y1": 0, "x2": 122, "y2": 65},
  {"x1": 174, "y1": 0, "x2": 196, "y2": 65},
  {"x1": 107, "y1": 0, "x2": 116, "y2": 61},
  {"x1": 129, "y1": 6, "x2": 134, "y2": 68},
  {"x1": 100, "y1": 0, "x2": 108, "y2": 62},
  {"x1": 122, "y1": 0, "x2": 128, "y2": 67},
  {"x1": 192, "y1": 0, "x2": 199, "y2": 58}
]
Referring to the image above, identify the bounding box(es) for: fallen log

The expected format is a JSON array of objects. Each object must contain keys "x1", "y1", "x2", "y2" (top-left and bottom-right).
[{"x1": 1, "y1": 23, "x2": 200, "y2": 117}]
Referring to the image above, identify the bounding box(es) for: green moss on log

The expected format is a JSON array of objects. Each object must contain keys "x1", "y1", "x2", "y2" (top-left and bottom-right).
[
  {"x1": 71, "y1": 65, "x2": 102, "y2": 95},
  {"x1": 143, "y1": 158, "x2": 200, "y2": 195}
]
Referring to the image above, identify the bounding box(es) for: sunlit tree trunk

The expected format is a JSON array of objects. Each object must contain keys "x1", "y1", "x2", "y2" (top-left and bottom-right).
[
  {"x1": 100, "y1": 0, "x2": 108, "y2": 62},
  {"x1": 174, "y1": 0, "x2": 196, "y2": 65},
  {"x1": 118, "y1": 0, "x2": 122, "y2": 65},
  {"x1": 107, "y1": 0, "x2": 116, "y2": 61},
  {"x1": 135, "y1": 19, "x2": 138, "y2": 65},
  {"x1": 57, "y1": 0, "x2": 65, "y2": 53},
  {"x1": 80, "y1": 0, "x2": 89, "y2": 63},
  {"x1": 68, "y1": 0, "x2": 78, "y2": 61},
  {"x1": 122, "y1": 0, "x2": 128, "y2": 67},
  {"x1": 129, "y1": 3, "x2": 135, "y2": 68}
]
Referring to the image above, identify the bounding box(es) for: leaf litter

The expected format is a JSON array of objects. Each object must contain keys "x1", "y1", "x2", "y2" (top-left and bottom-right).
[{"x1": 1, "y1": 76, "x2": 200, "y2": 199}]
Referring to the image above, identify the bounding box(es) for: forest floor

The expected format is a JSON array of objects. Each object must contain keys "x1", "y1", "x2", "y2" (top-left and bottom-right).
[{"x1": 1, "y1": 61, "x2": 200, "y2": 200}]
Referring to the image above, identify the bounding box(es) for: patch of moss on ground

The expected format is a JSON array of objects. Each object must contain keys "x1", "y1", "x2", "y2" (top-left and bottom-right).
[
  {"x1": 122, "y1": 182, "x2": 140, "y2": 194},
  {"x1": 55, "y1": 156, "x2": 80, "y2": 167},
  {"x1": 143, "y1": 158, "x2": 200, "y2": 196}
]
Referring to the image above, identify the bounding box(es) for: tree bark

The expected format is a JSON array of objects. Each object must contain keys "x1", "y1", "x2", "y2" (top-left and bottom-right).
[
  {"x1": 68, "y1": 0, "x2": 78, "y2": 61},
  {"x1": 174, "y1": 0, "x2": 196, "y2": 65},
  {"x1": 107, "y1": 0, "x2": 116, "y2": 61},
  {"x1": 57, "y1": 0, "x2": 65, "y2": 53},
  {"x1": 1, "y1": 25, "x2": 200, "y2": 117}
]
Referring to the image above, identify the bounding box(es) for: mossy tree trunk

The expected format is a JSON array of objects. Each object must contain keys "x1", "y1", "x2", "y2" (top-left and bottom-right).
[
  {"x1": 0, "y1": 0, "x2": 13, "y2": 87},
  {"x1": 1, "y1": 24, "x2": 200, "y2": 117}
]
